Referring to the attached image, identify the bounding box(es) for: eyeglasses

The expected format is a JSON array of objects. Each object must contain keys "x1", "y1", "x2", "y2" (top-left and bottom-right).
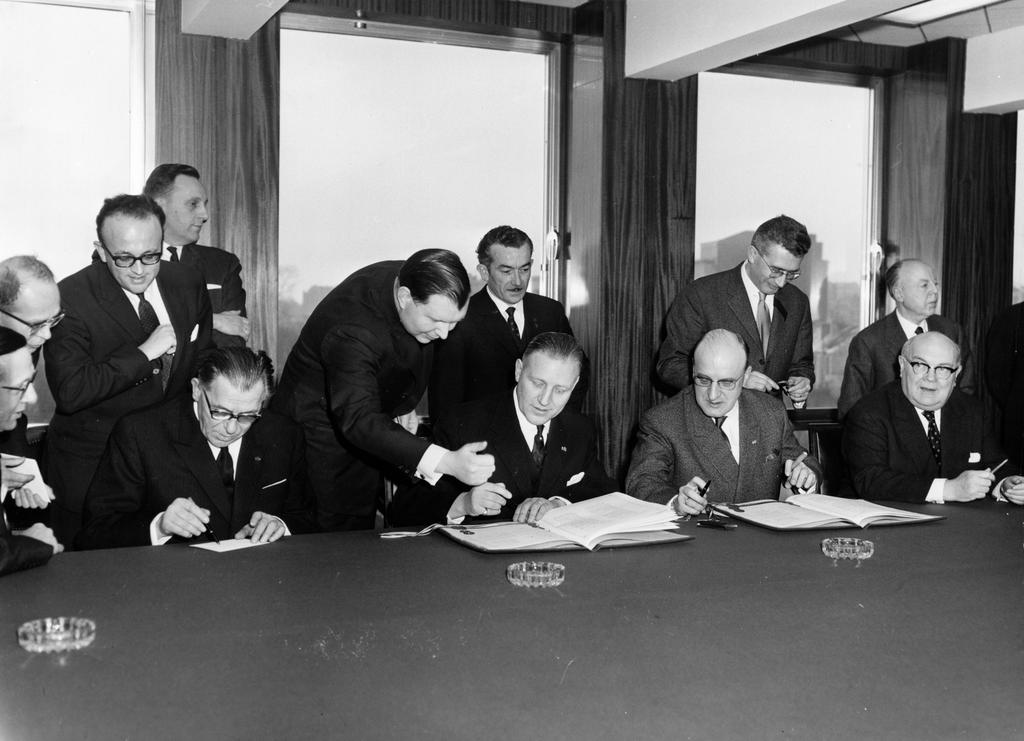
[
  {"x1": 0, "y1": 307, "x2": 65, "y2": 335},
  {"x1": 1, "y1": 374, "x2": 36, "y2": 398},
  {"x1": 201, "y1": 388, "x2": 261, "y2": 424},
  {"x1": 904, "y1": 359, "x2": 958, "y2": 381},
  {"x1": 753, "y1": 248, "x2": 801, "y2": 281},
  {"x1": 693, "y1": 375, "x2": 740, "y2": 391},
  {"x1": 101, "y1": 243, "x2": 163, "y2": 268}
]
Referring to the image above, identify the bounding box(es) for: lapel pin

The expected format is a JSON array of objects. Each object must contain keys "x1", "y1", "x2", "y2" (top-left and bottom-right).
[
  {"x1": 560, "y1": 446, "x2": 567, "y2": 452},
  {"x1": 254, "y1": 456, "x2": 262, "y2": 463}
]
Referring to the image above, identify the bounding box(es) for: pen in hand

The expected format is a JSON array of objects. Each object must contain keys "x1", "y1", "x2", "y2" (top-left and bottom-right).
[
  {"x1": 990, "y1": 458, "x2": 1008, "y2": 476},
  {"x1": 187, "y1": 497, "x2": 218, "y2": 543}
]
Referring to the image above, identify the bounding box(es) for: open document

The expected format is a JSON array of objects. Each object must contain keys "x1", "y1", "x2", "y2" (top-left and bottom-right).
[{"x1": 711, "y1": 493, "x2": 943, "y2": 531}]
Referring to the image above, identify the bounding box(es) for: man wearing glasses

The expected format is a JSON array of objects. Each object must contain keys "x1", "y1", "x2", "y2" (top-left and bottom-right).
[
  {"x1": 77, "y1": 347, "x2": 312, "y2": 549},
  {"x1": 44, "y1": 194, "x2": 212, "y2": 546},
  {"x1": 629, "y1": 329, "x2": 818, "y2": 515},
  {"x1": 656, "y1": 215, "x2": 814, "y2": 407},
  {"x1": 843, "y1": 331, "x2": 1023, "y2": 503}
]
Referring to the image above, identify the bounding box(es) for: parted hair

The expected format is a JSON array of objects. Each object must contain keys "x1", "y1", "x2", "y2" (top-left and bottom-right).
[
  {"x1": 144, "y1": 164, "x2": 201, "y2": 201},
  {"x1": 752, "y1": 214, "x2": 811, "y2": 258},
  {"x1": 476, "y1": 225, "x2": 533, "y2": 265},
  {"x1": 522, "y1": 331, "x2": 586, "y2": 373},
  {"x1": 399, "y1": 249, "x2": 471, "y2": 308},
  {"x1": 196, "y1": 347, "x2": 275, "y2": 399}
]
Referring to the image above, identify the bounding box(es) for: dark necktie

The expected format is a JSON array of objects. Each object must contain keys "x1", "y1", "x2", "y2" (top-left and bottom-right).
[
  {"x1": 506, "y1": 307, "x2": 521, "y2": 345},
  {"x1": 531, "y1": 425, "x2": 546, "y2": 470},
  {"x1": 922, "y1": 410, "x2": 942, "y2": 468},
  {"x1": 714, "y1": 415, "x2": 728, "y2": 440},
  {"x1": 137, "y1": 292, "x2": 170, "y2": 391},
  {"x1": 914, "y1": 325, "x2": 924, "y2": 335},
  {"x1": 756, "y1": 292, "x2": 770, "y2": 356},
  {"x1": 217, "y1": 446, "x2": 235, "y2": 504},
  {"x1": 167, "y1": 246, "x2": 179, "y2": 262}
]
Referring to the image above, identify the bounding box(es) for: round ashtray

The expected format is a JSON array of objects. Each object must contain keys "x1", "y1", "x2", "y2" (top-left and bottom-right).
[
  {"x1": 17, "y1": 617, "x2": 96, "y2": 653},
  {"x1": 821, "y1": 537, "x2": 874, "y2": 565},
  {"x1": 507, "y1": 561, "x2": 565, "y2": 588}
]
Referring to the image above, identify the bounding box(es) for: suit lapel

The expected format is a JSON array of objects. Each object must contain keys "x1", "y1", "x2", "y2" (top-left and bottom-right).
[
  {"x1": 488, "y1": 397, "x2": 535, "y2": 499},
  {"x1": 684, "y1": 395, "x2": 739, "y2": 498},
  {"x1": 167, "y1": 402, "x2": 233, "y2": 525},
  {"x1": 478, "y1": 292, "x2": 522, "y2": 357},
  {"x1": 156, "y1": 270, "x2": 189, "y2": 379},
  {"x1": 726, "y1": 268, "x2": 763, "y2": 362},
  {"x1": 883, "y1": 313, "x2": 907, "y2": 377},
  {"x1": 767, "y1": 290, "x2": 791, "y2": 359},
  {"x1": 233, "y1": 433, "x2": 265, "y2": 530},
  {"x1": 537, "y1": 416, "x2": 568, "y2": 498},
  {"x1": 736, "y1": 398, "x2": 775, "y2": 500},
  {"x1": 891, "y1": 387, "x2": 939, "y2": 476},
  {"x1": 93, "y1": 265, "x2": 147, "y2": 342}
]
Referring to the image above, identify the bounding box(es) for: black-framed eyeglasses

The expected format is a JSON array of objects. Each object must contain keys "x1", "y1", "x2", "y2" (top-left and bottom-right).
[
  {"x1": 0, "y1": 306, "x2": 65, "y2": 335},
  {"x1": 201, "y1": 388, "x2": 261, "y2": 424},
  {"x1": 693, "y1": 375, "x2": 740, "y2": 391},
  {"x1": 0, "y1": 373, "x2": 36, "y2": 399},
  {"x1": 753, "y1": 247, "x2": 801, "y2": 281},
  {"x1": 101, "y1": 243, "x2": 163, "y2": 268},
  {"x1": 904, "y1": 359, "x2": 958, "y2": 381}
]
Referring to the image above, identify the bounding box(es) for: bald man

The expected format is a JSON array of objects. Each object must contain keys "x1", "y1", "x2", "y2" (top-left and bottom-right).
[
  {"x1": 628, "y1": 328, "x2": 819, "y2": 516},
  {"x1": 843, "y1": 331, "x2": 1022, "y2": 504}
]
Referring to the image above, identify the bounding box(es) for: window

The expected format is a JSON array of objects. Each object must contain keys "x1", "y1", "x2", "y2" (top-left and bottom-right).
[
  {"x1": 696, "y1": 71, "x2": 879, "y2": 407},
  {"x1": 277, "y1": 14, "x2": 560, "y2": 364}
]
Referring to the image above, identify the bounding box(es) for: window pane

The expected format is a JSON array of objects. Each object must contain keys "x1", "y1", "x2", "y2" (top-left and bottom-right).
[
  {"x1": 696, "y1": 72, "x2": 874, "y2": 407},
  {"x1": 279, "y1": 29, "x2": 547, "y2": 363}
]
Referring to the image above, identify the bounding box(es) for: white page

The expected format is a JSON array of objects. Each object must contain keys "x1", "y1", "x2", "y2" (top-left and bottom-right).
[{"x1": 190, "y1": 538, "x2": 273, "y2": 553}]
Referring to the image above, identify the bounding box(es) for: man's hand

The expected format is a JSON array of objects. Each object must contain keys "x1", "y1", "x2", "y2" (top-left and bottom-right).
[
  {"x1": 235, "y1": 511, "x2": 286, "y2": 543},
  {"x1": 393, "y1": 410, "x2": 420, "y2": 434},
  {"x1": 157, "y1": 498, "x2": 211, "y2": 539},
  {"x1": 943, "y1": 469, "x2": 995, "y2": 502},
  {"x1": 673, "y1": 476, "x2": 708, "y2": 516},
  {"x1": 437, "y1": 441, "x2": 495, "y2": 486},
  {"x1": 213, "y1": 310, "x2": 251, "y2": 340},
  {"x1": 139, "y1": 324, "x2": 177, "y2": 360},
  {"x1": 2, "y1": 457, "x2": 54, "y2": 508},
  {"x1": 743, "y1": 371, "x2": 779, "y2": 394},
  {"x1": 999, "y1": 475, "x2": 1024, "y2": 505},
  {"x1": 460, "y1": 482, "x2": 512, "y2": 517},
  {"x1": 784, "y1": 455, "x2": 817, "y2": 493},
  {"x1": 15, "y1": 523, "x2": 63, "y2": 554},
  {"x1": 513, "y1": 497, "x2": 564, "y2": 524},
  {"x1": 785, "y1": 376, "x2": 811, "y2": 404}
]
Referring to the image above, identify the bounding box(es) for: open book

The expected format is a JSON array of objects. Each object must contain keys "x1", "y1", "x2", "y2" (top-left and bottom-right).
[
  {"x1": 711, "y1": 493, "x2": 943, "y2": 530},
  {"x1": 438, "y1": 492, "x2": 689, "y2": 552}
]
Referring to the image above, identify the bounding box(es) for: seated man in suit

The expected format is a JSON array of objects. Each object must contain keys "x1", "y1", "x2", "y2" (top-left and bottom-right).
[
  {"x1": 656, "y1": 215, "x2": 814, "y2": 406},
  {"x1": 78, "y1": 347, "x2": 313, "y2": 549},
  {"x1": 429, "y1": 225, "x2": 579, "y2": 420},
  {"x1": 843, "y1": 331, "x2": 1023, "y2": 504},
  {"x1": 144, "y1": 164, "x2": 249, "y2": 347},
  {"x1": 837, "y1": 259, "x2": 975, "y2": 417},
  {"x1": 44, "y1": 194, "x2": 213, "y2": 546},
  {"x1": 390, "y1": 332, "x2": 616, "y2": 526},
  {"x1": 0, "y1": 327, "x2": 62, "y2": 574},
  {"x1": 628, "y1": 328, "x2": 819, "y2": 515}
]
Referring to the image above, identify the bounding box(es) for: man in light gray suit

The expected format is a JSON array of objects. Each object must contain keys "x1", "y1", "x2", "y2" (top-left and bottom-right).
[{"x1": 628, "y1": 329, "x2": 819, "y2": 515}]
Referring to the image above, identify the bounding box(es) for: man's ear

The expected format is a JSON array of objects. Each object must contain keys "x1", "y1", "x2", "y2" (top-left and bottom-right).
[
  {"x1": 514, "y1": 358, "x2": 523, "y2": 383},
  {"x1": 897, "y1": 355, "x2": 907, "y2": 378},
  {"x1": 476, "y1": 263, "x2": 489, "y2": 283},
  {"x1": 190, "y1": 377, "x2": 201, "y2": 404},
  {"x1": 395, "y1": 285, "x2": 412, "y2": 309},
  {"x1": 94, "y1": 241, "x2": 108, "y2": 264},
  {"x1": 742, "y1": 366, "x2": 752, "y2": 385}
]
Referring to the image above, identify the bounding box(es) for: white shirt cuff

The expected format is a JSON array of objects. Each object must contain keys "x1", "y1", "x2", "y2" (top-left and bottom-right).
[
  {"x1": 925, "y1": 478, "x2": 947, "y2": 504},
  {"x1": 150, "y1": 513, "x2": 173, "y2": 545},
  {"x1": 415, "y1": 444, "x2": 448, "y2": 485}
]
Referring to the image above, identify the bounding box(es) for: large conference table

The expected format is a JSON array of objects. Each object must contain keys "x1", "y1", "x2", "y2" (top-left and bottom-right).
[{"x1": 1, "y1": 499, "x2": 1022, "y2": 740}]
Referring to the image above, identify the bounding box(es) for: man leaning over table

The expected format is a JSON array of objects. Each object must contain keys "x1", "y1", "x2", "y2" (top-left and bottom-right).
[
  {"x1": 627, "y1": 328, "x2": 819, "y2": 516},
  {"x1": 389, "y1": 331, "x2": 616, "y2": 527},
  {"x1": 842, "y1": 331, "x2": 1024, "y2": 504},
  {"x1": 77, "y1": 347, "x2": 314, "y2": 550},
  {"x1": 0, "y1": 327, "x2": 62, "y2": 574}
]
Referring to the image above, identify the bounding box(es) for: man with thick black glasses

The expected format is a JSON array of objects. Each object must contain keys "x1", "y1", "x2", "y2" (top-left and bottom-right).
[
  {"x1": 77, "y1": 347, "x2": 312, "y2": 550},
  {"x1": 843, "y1": 331, "x2": 1023, "y2": 504},
  {"x1": 656, "y1": 214, "x2": 814, "y2": 407},
  {"x1": 43, "y1": 194, "x2": 212, "y2": 547}
]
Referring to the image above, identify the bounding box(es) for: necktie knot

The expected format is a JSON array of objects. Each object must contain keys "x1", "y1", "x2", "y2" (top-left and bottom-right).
[
  {"x1": 915, "y1": 325, "x2": 924, "y2": 335},
  {"x1": 531, "y1": 424, "x2": 546, "y2": 469},
  {"x1": 167, "y1": 246, "x2": 179, "y2": 262}
]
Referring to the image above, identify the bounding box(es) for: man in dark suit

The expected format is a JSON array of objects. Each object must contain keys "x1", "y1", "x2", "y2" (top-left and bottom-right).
[
  {"x1": 0, "y1": 327, "x2": 62, "y2": 574},
  {"x1": 986, "y1": 300, "x2": 1024, "y2": 467},
  {"x1": 629, "y1": 329, "x2": 819, "y2": 514},
  {"x1": 44, "y1": 194, "x2": 213, "y2": 546},
  {"x1": 390, "y1": 332, "x2": 615, "y2": 526},
  {"x1": 657, "y1": 215, "x2": 814, "y2": 406},
  {"x1": 271, "y1": 249, "x2": 495, "y2": 531},
  {"x1": 78, "y1": 347, "x2": 313, "y2": 549},
  {"x1": 429, "y1": 225, "x2": 578, "y2": 420},
  {"x1": 843, "y1": 331, "x2": 1023, "y2": 504},
  {"x1": 144, "y1": 164, "x2": 249, "y2": 347},
  {"x1": 837, "y1": 259, "x2": 975, "y2": 417}
]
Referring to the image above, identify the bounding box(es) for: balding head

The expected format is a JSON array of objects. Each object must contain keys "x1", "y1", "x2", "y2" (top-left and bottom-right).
[
  {"x1": 0, "y1": 256, "x2": 61, "y2": 349},
  {"x1": 692, "y1": 329, "x2": 750, "y2": 418},
  {"x1": 898, "y1": 331, "x2": 961, "y2": 411}
]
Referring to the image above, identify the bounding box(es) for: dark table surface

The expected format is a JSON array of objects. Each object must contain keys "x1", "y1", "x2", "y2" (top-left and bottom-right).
[{"x1": 1, "y1": 500, "x2": 1022, "y2": 741}]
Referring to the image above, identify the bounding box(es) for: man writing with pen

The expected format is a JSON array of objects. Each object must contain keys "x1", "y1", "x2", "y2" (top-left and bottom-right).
[
  {"x1": 627, "y1": 329, "x2": 819, "y2": 514},
  {"x1": 76, "y1": 347, "x2": 315, "y2": 550}
]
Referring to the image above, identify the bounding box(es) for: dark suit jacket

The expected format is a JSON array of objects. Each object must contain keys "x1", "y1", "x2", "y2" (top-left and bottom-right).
[
  {"x1": 0, "y1": 516, "x2": 53, "y2": 576},
  {"x1": 429, "y1": 290, "x2": 578, "y2": 420},
  {"x1": 626, "y1": 389, "x2": 819, "y2": 504},
  {"x1": 842, "y1": 382, "x2": 1009, "y2": 503},
  {"x1": 77, "y1": 399, "x2": 313, "y2": 550},
  {"x1": 388, "y1": 393, "x2": 616, "y2": 526},
  {"x1": 177, "y1": 244, "x2": 247, "y2": 348},
  {"x1": 657, "y1": 264, "x2": 814, "y2": 391},
  {"x1": 986, "y1": 302, "x2": 1024, "y2": 465},
  {"x1": 837, "y1": 312, "x2": 975, "y2": 417},
  {"x1": 270, "y1": 262, "x2": 434, "y2": 527},
  {"x1": 43, "y1": 262, "x2": 212, "y2": 535}
]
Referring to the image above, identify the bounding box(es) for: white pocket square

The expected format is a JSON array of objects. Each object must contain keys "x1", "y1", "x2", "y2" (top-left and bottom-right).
[
  {"x1": 206, "y1": 283, "x2": 222, "y2": 290},
  {"x1": 566, "y1": 472, "x2": 585, "y2": 487},
  {"x1": 968, "y1": 452, "x2": 981, "y2": 463},
  {"x1": 189, "y1": 324, "x2": 199, "y2": 342}
]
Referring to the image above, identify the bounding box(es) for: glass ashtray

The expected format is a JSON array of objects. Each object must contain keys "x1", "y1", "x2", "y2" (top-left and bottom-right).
[
  {"x1": 17, "y1": 617, "x2": 96, "y2": 653},
  {"x1": 507, "y1": 561, "x2": 565, "y2": 588},
  {"x1": 821, "y1": 537, "x2": 874, "y2": 566}
]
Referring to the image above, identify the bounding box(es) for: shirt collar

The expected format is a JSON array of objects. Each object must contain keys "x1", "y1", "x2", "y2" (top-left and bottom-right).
[
  {"x1": 895, "y1": 309, "x2": 928, "y2": 339},
  {"x1": 512, "y1": 389, "x2": 547, "y2": 446}
]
